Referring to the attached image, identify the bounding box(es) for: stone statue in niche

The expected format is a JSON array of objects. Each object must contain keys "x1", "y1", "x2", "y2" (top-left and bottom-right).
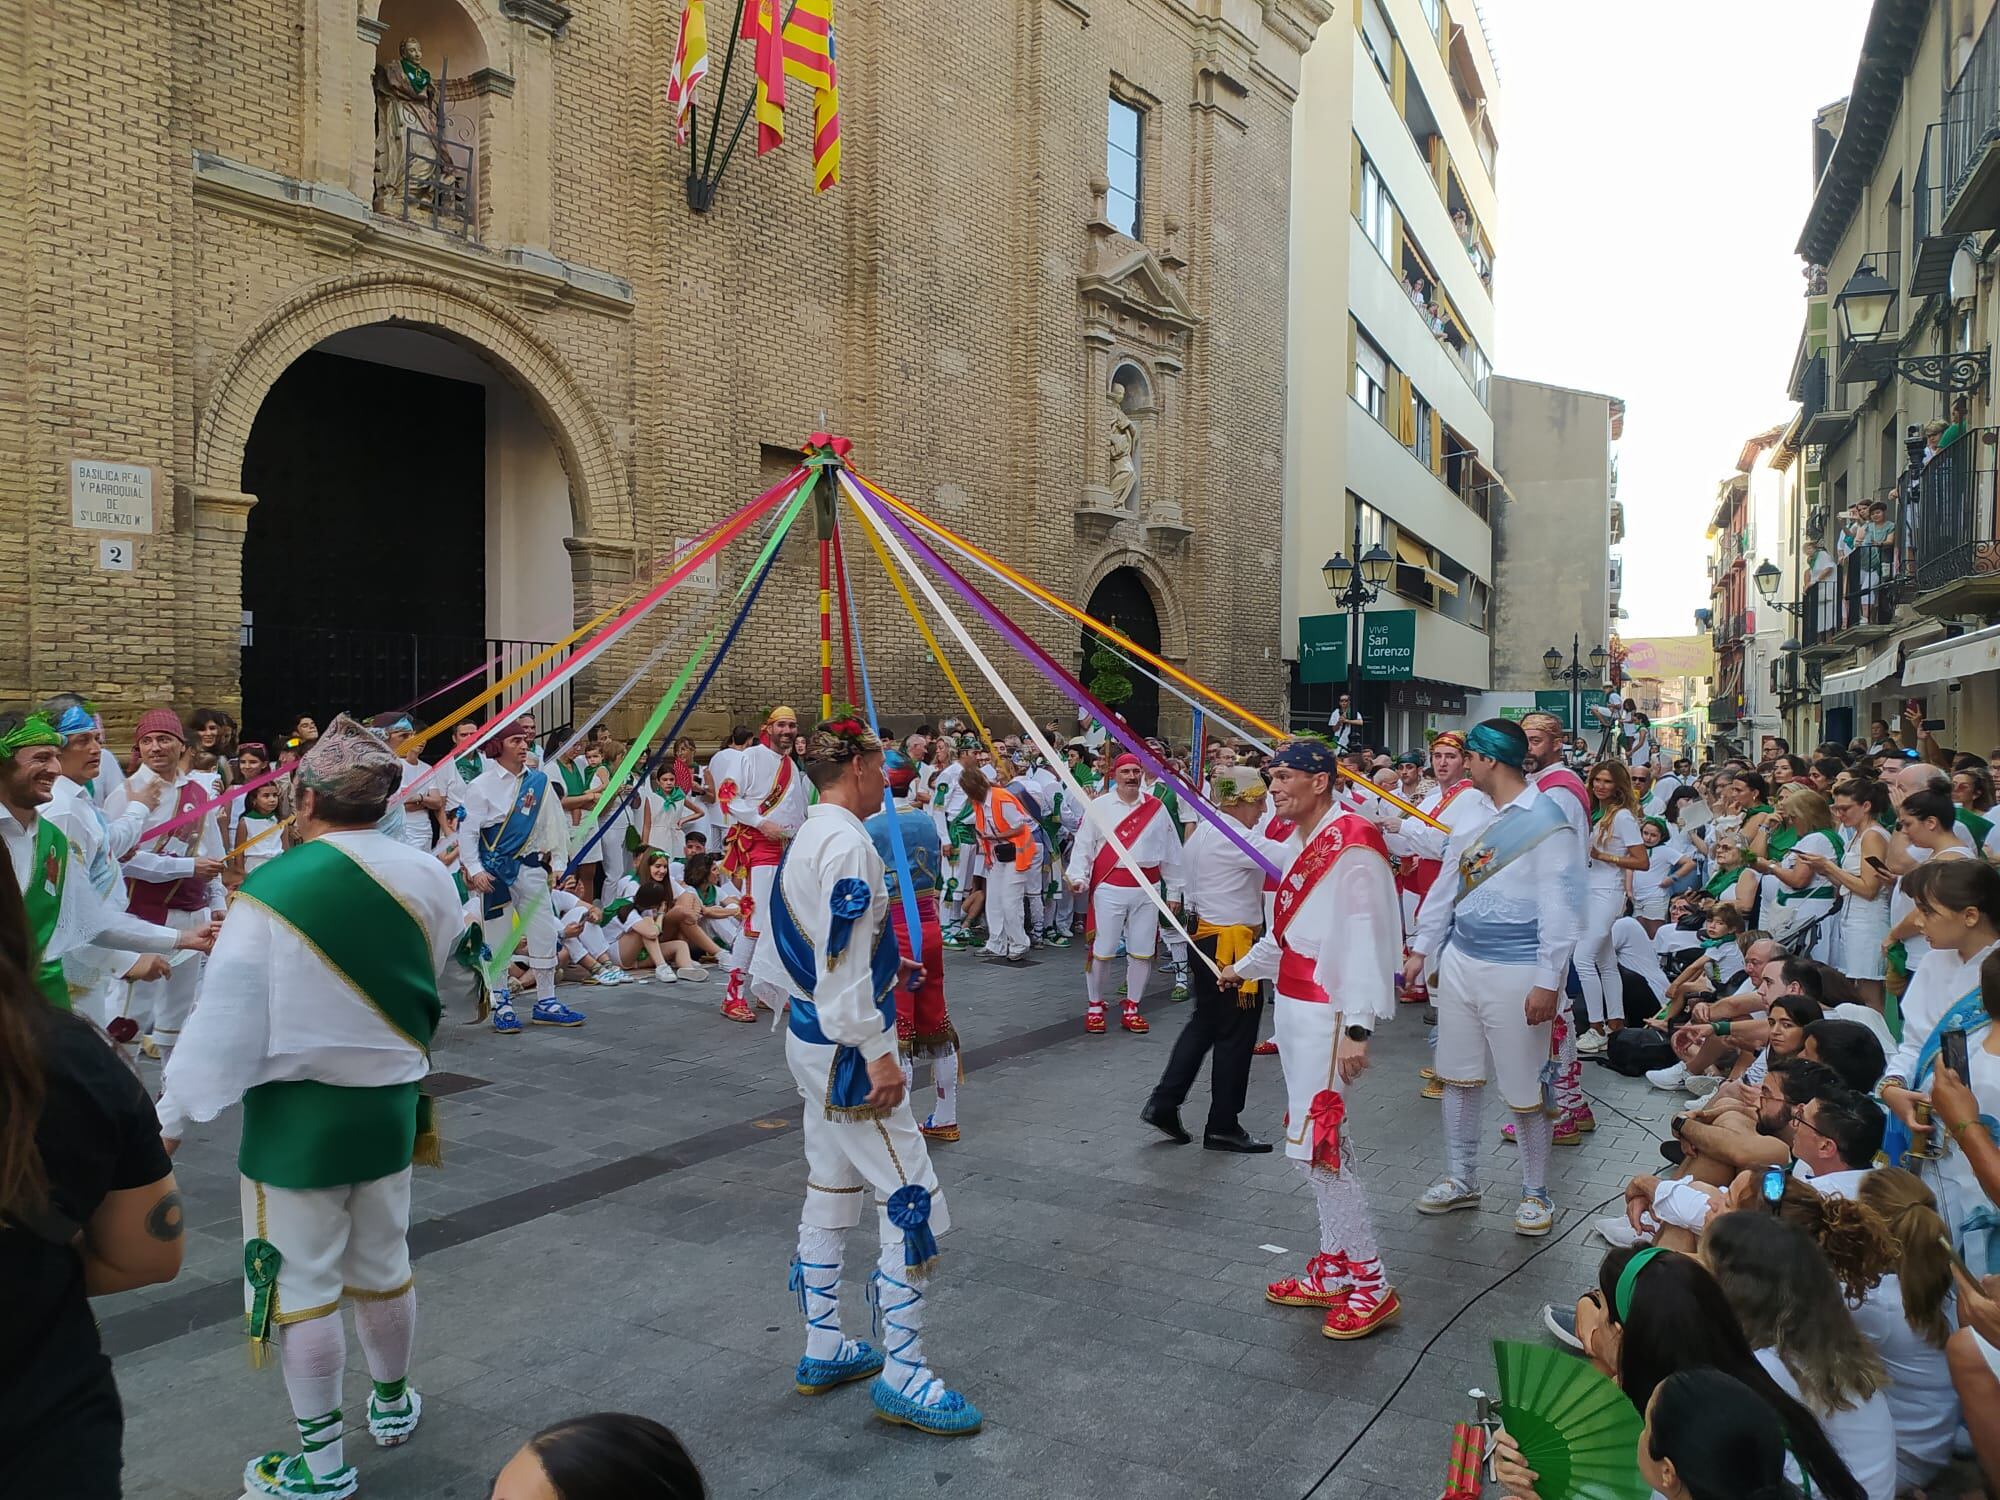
[
  {"x1": 1107, "y1": 383, "x2": 1139, "y2": 510},
  {"x1": 373, "y1": 37, "x2": 443, "y2": 211}
]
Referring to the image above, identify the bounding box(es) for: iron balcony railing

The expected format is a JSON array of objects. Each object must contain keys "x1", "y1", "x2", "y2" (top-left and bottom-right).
[
  {"x1": 1944, "y1": 11, "x2": 2000, "y2": 213},
  {"x1": 1913, "y1": 426, "x2": 2000, "y2": 594},
  {"x1": 1798, "y1": 350, "x2": 1827, "y2": 428},
  {"x1": 1799, "y1": 577, "x2": 1840, "y2": 651},
  {"x1": 1835, "y1": 544, "x2": 1901, "y2": 630}
]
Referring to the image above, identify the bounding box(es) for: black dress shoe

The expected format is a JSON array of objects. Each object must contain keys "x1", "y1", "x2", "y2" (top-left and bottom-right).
[
  {"x1": 1140, "y1": 1101, "x2": 1191, "y2": 1144},
  {"x1": 1658, "y1": 1140, "x2": 1686, "y2": 1166},
  {"x1": 1203, "y1": 1126, "x2": 1273, "y2": 1154}
]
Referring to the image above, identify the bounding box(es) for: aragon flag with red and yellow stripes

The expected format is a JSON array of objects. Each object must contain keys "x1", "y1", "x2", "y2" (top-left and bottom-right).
[{"x1": 780, "y1": 0, "x2": 841, "y2": 192}]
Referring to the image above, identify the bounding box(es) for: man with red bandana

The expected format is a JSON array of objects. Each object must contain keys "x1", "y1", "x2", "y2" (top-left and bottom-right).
[
  {"x1": 719, "y1": 706, "x2": 809, "y2": 1022},
  {"x1": 1521, "y1": 710, "x2": 1596, "y2": 1139},
  {"x1": 1219, "y1": 737, "x2": 1402, "y2": 1340}
]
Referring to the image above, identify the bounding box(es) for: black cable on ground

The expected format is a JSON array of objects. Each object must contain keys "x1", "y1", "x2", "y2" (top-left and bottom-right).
[{"x1": 1298, "y1": 1080, "x2": 1660, "y2": 1498}]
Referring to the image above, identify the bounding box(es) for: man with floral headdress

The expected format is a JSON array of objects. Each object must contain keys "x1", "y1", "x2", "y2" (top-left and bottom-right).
[
  {"x1": 0, "y1": 709, "x2": 205, "y2": 1011},
  {"x1": 865, "y1": 747, "x2": 961, "y2": 1141},
  {"x1": 1219, "y1": 737, "x2": 1403, "y2": 1340},
  {"x1": 751, "y1": 711, "x2": 982, "y2": 1436},
  {"x1": 457, "y1": 719, "x2": 586, "y2": 1034},
  {"x1": 719, "y1": 705, "x2": 809, "y2": 1022},
  {"x1": 109, "y1": 708, "x2": 230, "y2": 1061},
  {"x1": 159, "y1": 714, "x2": 466, "y2": 1499}
]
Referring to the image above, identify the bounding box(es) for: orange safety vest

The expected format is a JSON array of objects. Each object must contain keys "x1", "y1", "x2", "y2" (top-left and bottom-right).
[{"x1": 972, "y1": 788, "x2": 1035, "y2": 872}]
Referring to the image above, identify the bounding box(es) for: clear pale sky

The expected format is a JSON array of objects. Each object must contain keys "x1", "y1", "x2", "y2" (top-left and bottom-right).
[{"x1": 1477, "y1": 0, "x2": 1872, "y2": 638}]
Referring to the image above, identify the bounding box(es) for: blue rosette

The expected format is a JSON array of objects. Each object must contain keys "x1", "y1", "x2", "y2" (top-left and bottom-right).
[
  {"x1": 826, "y1": 876, "x2": 871, "y2": 966},
  {"x1": 886, "y1": 1184, "x2": 939, "y2": 1274}
]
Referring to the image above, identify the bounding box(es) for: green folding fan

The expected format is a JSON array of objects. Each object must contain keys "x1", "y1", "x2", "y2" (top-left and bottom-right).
[{"x1": 1490, "y1": 1339, "x2": 1649, "y2": 1500}]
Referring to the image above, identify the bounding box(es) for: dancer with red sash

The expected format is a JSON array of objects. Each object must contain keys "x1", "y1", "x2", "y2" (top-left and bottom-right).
[
  {"x1": 864, "y1": 749, "x2": 962, "y2": 1142},
  {"x1": 1522, "y1": 710, "x2": 1596, "y2": 1140},
  {"x1": 110, "y1": 709, "x2": 229, "y2": 1062},
  {"x1": 1381, "y1": 731, "x2": 1477, "y2": 1008},
  {"x1": 1220, "y1": 738, "x2": 1402, "y2": 1340},
  {"x1": 720, "y1": 705, "x2": 808, "y2": 1022},
  {"x1": 1064, "y1": 753, "x2": 1184, "y2": 1035}
]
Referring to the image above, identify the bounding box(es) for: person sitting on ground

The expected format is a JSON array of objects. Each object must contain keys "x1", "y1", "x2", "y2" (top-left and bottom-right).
[
  {"x1": 1801, "y1": 1018, "x2": 1887, "y2": 1095},
  {"x1": 678, "y1": 852, "x2": 742, "y2": 951},
  {"x1": 1636, "y1": 1368, "x2": 1813, "y2": 1500},
  {"x1": 551, "y1": 872, "x2": 634, "y2": 987},
  {"x1": 1670, "y1": 1053, "x2": 1842, "y2": 1189},
  {"x1": 1514, "y1": 1246, "x2": 1866, "y2": 1500},
  {"x1": 617, "y1": 882, "x2": 710, "y2": 985},
  {"x1": 1705, "y1": 1212, "x2": 1897, "y2": 1500},
  {"x1": 491, "y1": 1412, "x2": 705, "y2": 1500}
]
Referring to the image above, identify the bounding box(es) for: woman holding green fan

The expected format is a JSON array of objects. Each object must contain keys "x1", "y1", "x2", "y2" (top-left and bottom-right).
[{"x1": 1489, "y1": 1244, "x2": 1865, "y2": 1500}]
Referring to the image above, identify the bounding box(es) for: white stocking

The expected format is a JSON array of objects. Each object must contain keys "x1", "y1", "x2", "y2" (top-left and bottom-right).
[
  {"x1": 871, "y1": 1240, "x2": 943, "y2": 1405},
  {"x1": 1084, "y1": 958, "x2": 1104, "y2": 1008},
  {"x1": 793, "y1": 1224, "x2": 848, "y2": 1360},
  {"x1": 1303, "y1": 1159, "x2": 1382, "y2": 1269},
  {"x1": 350, "y1": 1286, "x2": 417, "y2": 1388},
  {"x1": 278, "y1": 1314, "x2": 348, "y2": 1479},
  {"x1": 1125, "y1": 956, "x2": 1152, "y2": 1006},
  {"x1": 930, "y1": 1048, "x2": 959, "y2": 1127},
  {"x1": 1441, "y1": 1083, "x2": 1483, "y2": 1189},
  {"x1": 1515, "y1": 1110, "x2": 1554, "y2": 1200}
]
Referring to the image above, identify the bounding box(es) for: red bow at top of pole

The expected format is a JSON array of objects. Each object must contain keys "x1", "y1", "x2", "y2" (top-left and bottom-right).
[{"x1": 804, "y1": 432, "x2": 853, "y2": 458}]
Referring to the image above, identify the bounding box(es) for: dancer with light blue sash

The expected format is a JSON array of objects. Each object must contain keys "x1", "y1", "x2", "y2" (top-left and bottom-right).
[
  {"x1": 1407, "y1": 718, "x2": 1583, "y2": 1239},
  {"x1": 749, "y1": 712, "x2": 981, "y2": 1437}
]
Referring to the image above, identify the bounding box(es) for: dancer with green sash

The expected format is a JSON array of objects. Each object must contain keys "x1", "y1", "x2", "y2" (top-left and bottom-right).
[
  {"x1": 0, "y1": 709, "x2": 202, "y2": 1010},
  {"x1": 158, "y1": 717, "x2": 467, "y2": 1500}
]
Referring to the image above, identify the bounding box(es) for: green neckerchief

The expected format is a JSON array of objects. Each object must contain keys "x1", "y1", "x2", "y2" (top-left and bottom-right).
[
  {"x1": 454, "y1": 751, "x2": 483, "y2": 782},
  {"x1": 1767, "y1": 824, "x2": 1802, "y2": 861},
  {"x1": 400, "y1": 56, "x2": 432, "y2": 94},
  {"x1": 24, "y1": 816, "x2": 70, "y2": 1008},
  {"x1": 557, "y1": 759, "x2": 590, "y2": 798},
  {"x1": 1959, "y1": 805, "x2": 1994, "y2": 849}
]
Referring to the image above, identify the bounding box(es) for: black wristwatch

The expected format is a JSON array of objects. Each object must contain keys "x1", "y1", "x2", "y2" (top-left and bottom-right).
[{"x1": 1345, "y1": 1024, "x2": 1372, "y2": 1043}]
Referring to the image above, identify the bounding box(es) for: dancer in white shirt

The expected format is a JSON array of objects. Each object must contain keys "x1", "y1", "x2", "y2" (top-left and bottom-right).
[
  {"x1": 718, "y1": 708, "x2": 808, "y2": 1022},
  {"x1": 1065, "y1": 753, "x2": 1185, "y2": 1035}
]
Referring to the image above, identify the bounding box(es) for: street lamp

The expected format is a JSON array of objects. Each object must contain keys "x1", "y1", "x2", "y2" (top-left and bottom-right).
[
  {"x1": 1544, "y1": 633, "x2": 1608, "y2": 743},
  {"x1": 1752, "y1": 558, "x2": 1806, "y2": 617},
  {"x1": 1323, "y1": 528, "x2": 1394, "y2": 747},
  {"x1": 1835, "y1": 262, "x2": 1989, "y2": 392}
]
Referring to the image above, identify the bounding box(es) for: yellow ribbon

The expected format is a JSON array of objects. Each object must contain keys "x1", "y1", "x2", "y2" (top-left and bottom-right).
[
  {"x1": 841, "y1": 489, "x2": 1001, "y2": 763},
  {"x1": 1194, "y1": 919, "x2": 1260, "y2": 999}
]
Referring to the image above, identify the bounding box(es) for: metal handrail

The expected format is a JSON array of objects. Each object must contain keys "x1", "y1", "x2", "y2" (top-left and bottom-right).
[{"x1": 1914, "y1": 427, "x2": 1999, "y2": 593}]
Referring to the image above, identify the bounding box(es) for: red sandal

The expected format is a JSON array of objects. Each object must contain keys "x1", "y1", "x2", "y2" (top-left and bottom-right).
[
  {"x1": 1322, "y1": 1287, "x2": 1401, "y2": 1340},
  {"x1": 1266, "y1": 1252, "x2": 1351, "y2": 1308}
]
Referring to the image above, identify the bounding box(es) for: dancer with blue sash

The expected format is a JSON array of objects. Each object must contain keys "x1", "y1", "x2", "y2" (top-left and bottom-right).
[
  {"x1": 1880, "y1": 858, "x2": 2000, "y2": 1275},
  {"x1": 456, "y1": 720, "x2": 586, "y2": 1035},
  {"x1": 750, "y1": 712, "x2": 981, "y2": 1436},
  {"x1": 1407, "y1": 718, "x2": 1583, "y2": 1239}
]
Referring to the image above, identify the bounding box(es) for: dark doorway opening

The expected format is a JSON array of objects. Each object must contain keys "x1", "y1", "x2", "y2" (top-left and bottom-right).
[
  {"x1": 1081, "y1": 567, "x2": 1161, "y2": 738},
  {"x1": 240, "y1": 350, "x2": 486, "y2": 746}
]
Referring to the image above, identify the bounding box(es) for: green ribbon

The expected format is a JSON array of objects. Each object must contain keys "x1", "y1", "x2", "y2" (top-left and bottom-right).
[
  {"x1": 244, "y1": 1237, "x2": 282, "y2": 1352},
  {"x1": 582, "y1": 477, "x2": 814, "y2": 830}
]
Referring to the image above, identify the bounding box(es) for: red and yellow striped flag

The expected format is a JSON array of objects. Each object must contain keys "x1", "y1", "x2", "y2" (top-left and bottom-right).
[
  {"x1": 666, "y1": 1, "x2": 709, "y2": 146},
  {"x1": 781, "y1": 0, "x2": 841, "y2": 192},
  {"x1": 743, "y1": 0, "x2": 786, "y2": 155}
]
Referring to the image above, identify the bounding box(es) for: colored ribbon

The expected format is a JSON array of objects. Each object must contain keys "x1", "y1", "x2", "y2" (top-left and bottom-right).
[
  {"x1": 381, "y1": 645, "x2": 509, "y2": 719},
  {"x1": 559, "y1": 490, "x2": 804, "y2": 879},
  {"x1": 836, "y1": 514, "x2": 924, "y2": 985},
  {"x1": 842, "y1": 476, "x2": 1220, "y2": 979},
  {"x1": 846, "y1": 475, "x2": 1282, "y2": 882},
  {"x1": 831, "y1": 518, "x2": 860, "y2": 707},
  {"x1": 840, "y1": 485, "x2": 1001, "y2": 762},
  {"x1": 133, "y1": 761, "x2": 289, "y2": 848},
  {"x1": 850, "y1": 467, "x2": 1441, "y2": 830}
]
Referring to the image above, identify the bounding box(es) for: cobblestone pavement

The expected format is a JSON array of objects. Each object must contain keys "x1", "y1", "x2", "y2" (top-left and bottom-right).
[{"x1": 109, "y1": 945, "x2": 1678, "y2": 1500}]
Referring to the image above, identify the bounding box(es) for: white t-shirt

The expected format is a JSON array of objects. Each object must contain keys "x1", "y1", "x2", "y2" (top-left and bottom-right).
[
  {"x1": 1610, "y1": 916, "x2": 1669, "y2": 1005},
  {"x1": 1587, "y1": 808, "x2": 1642, "y2": 895},
  {"x1": 1753, "y1": 1347, "x2": 1897, "y2": 1500},
  {"x1": 1629, "y1": 845, "x2": 1675, "y2": 907}
]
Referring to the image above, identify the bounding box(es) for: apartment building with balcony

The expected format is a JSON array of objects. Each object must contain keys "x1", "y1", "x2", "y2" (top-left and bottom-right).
[
  {"x1": 1283, "y1": 0, "x2": 1505, "y2": 748},
  {"x1": 1701, "y1": 427, "x2": 1790, "y2": 753},
  {"x1": 1771, "y1": 0, "x2": 2000, "y2": 754}
]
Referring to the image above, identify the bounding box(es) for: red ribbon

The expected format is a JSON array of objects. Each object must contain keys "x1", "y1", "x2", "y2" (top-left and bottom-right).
[
  {"x1": 805, "y1": 432, "x2": 853, "y2": 457},
  {"x1": 1308, "y1": 1088, "x2": 1345, "y2": 1173}
]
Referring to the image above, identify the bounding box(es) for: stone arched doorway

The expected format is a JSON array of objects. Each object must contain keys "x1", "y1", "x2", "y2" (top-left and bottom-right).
[
  {"x1": 190, "y1": 272, "x2": 630, "y2": 735},
  {"x1": 1082, "y1": 566, "x2": 1163, "y2": 738}
]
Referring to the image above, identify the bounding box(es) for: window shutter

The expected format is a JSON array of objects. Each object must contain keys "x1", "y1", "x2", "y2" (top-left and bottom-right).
[
  {"x1": 1429, "y1": 409, "x2": 1444, "y2": 473},
  {"x1": 1351, "y1": 136, "x2": 1364, "y2": 216},
  {"x1": 1397, "y1": 373, "x2": 1416, "y2": 444}
]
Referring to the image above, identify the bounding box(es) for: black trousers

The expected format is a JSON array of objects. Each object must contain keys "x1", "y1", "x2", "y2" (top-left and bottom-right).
[{"x1": 1148, "y1": 932, "x2": 1264, "y2": 1132}]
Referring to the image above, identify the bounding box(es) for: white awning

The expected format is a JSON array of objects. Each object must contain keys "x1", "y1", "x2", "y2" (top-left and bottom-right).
[
  {"x1": 1903, "y1": 621, "x2": 2000, "y2": 687},
  {"x1": 1821, "y1": 650, "x2": 1903, "y2": 698}
]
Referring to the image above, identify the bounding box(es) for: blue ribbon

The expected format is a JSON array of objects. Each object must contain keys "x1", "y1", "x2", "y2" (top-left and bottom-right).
[
  {"x1": 886, "y1": 1184, "x2": 939, "y2": 1271},
  {"x1": 840, "y1": 524, "x2": 925, "y2": 988},
  {"x1": 827, "y1": 876, "x2": 871, "y2": 963},
  {"x1": 559, "y1": 541, "x2": 784, "y2": 879}
]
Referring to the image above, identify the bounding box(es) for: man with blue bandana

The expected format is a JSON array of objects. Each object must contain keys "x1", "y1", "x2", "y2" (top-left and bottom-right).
[
  {"x1": 1406, "y1": 718, "x2": 1583, "y2": 1238},
  {"x1": 1220, "y1": 736, "x2": 1403, "y2": 1340},
  {"x1": 751, "y1": 712, "x2": 981, "y2": 1437}
]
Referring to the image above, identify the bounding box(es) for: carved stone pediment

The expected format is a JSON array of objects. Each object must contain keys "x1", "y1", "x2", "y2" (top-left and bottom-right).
[{"x1": 1078, "y1": 248, "x2": 1200, "y2": 336}]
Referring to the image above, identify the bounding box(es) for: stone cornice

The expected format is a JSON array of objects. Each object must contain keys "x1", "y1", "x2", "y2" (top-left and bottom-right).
[
  {"x1": 499, "y1": 0, "x2": 572, "y2": 38},
  {"x1": 192, "y1": 151, "x2": 633, "y2": 317}
]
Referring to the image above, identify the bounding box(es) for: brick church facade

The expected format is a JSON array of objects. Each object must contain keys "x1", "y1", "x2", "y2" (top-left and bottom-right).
[{"x1": 0, "y1": 0, "x2": 1328, "y2": 745}]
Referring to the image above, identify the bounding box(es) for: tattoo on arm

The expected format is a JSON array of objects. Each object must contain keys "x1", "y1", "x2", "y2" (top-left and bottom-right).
[{"x1": 144, "y1": 1190, "x2": 184, "y2": 1242}]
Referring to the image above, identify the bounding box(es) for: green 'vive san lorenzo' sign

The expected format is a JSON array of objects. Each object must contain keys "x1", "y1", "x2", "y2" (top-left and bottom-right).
[{"x1": 1297, "y1": 610, "x2": 1417, "y2": 684}]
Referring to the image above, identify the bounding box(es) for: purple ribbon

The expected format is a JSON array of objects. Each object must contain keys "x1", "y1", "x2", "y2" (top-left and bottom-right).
[{"x1": 848, "y1": 476, "x2": 1282, "y2": 881}]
